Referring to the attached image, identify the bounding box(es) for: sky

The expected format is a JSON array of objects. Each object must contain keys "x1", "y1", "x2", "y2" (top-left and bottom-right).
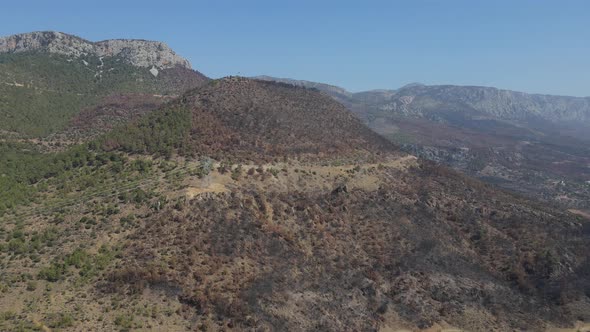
[{"x1": 1, "y1": 0, "x2": 589, "y2": 96}]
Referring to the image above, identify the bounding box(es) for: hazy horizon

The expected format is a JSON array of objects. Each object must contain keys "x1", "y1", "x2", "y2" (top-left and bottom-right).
[{"x1": 2, "y1": 0, "x2": 589, "y2": 97}]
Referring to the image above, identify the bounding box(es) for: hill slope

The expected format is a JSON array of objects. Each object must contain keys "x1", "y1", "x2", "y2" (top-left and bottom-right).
[
  {"x1": 102, "y1": 77, "x2": 395, "y2": 161},
  {"x1": 0, "y1": 75, "x2": 589, "y2": 331},
  {"x1": 0, "y1": 31, "x2": 208, "y2": 138},
  {"x1": 255, "y1": 76, "x2": 590, "y2": 211}
]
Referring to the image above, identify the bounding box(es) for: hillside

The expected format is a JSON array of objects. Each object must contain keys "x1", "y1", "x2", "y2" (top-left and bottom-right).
[
  {"x1": 0, "y1": 32, "x2": 208, "y2": 138},
  {"x1": 0, "y1": 75, "x2": 589, "y2": 331},
  {"x1": 256, "y1": 76, "x2": 590, "y2": 212},
  {"x1": 101, "y1": 77, "x2": 395, "y2": 162}
]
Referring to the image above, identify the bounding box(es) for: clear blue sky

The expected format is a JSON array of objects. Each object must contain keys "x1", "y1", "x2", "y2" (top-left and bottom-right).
[{"x1": 2, "y1": 0, "x2": 589, "y2": 96}]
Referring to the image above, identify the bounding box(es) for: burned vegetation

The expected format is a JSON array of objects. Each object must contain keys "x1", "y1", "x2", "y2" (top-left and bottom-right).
[{"x1": 0, "y1": 75, "x2": 589, "y2": 331}]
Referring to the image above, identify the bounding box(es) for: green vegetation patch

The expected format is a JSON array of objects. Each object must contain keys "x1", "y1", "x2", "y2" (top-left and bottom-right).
[
  {"x1": 0, "y1": 52, "x2": 188, "y2": 137},
  {"x1": 0, "y1": 141, "x2": 125, "y2": 216},
  {"x1": 99, "y1": 105, "x2": 192, "y2": 157},
  {"x1": 38, "y1": 245, "x2": 118, "y2": 283}
]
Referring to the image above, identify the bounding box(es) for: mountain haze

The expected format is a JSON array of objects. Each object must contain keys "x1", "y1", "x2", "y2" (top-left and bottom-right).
[{"x1": 254, "y1": 77, "x2": 590, "y2": 126}]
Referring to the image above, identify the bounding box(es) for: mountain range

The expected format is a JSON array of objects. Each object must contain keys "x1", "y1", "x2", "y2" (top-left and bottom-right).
[
  {"x1": 256, "y1": 76, "x2": 590, "y2": 212},
  {"x1": 0, "y1": 32, "x2": 589, "y2": 331},
  {"x1": 255, "y1": 76, "x2": 590, "y2": 125}
]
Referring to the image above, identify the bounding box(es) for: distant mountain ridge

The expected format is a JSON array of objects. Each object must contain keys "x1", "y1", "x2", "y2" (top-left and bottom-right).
[
  {"x1": 0, "y1": 31, "x2": 191, "y2": 69},
  {"x1": 256, "y1": 76, "x2": 590, "y2": 210},
  {"x1": 392, "y1": 84, "x2": 590, "y2": 124},
  {"x1": 254, "y1": 76, "x2": 590, "y2": 125}
]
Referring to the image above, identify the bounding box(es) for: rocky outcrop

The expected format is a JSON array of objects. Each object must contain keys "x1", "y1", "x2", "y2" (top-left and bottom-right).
[{"x1": 0, "y1": 31, "x2": 191, "y2": 69}]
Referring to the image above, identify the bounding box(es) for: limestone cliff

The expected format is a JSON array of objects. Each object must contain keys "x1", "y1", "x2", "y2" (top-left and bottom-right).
[{"x1": 0, "y1": 31, "x2": 191, "y2": 69}]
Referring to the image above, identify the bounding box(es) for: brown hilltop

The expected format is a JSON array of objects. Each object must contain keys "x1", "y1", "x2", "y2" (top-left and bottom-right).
[
  {"x1": 186, "y1": 77, "x2": 396, "y2": 159},
  {"x1": 105, "y1": 76, "x2": 397, "y2": 162}
]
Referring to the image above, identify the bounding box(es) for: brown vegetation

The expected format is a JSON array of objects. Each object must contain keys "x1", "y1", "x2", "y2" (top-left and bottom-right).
[{"x1": 104, "y1": 160, "x2": 590, "y2": 331}]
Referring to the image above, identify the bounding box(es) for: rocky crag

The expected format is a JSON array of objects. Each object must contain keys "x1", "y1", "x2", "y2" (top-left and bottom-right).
[{"x1": 0, "y1": 31, "x2": 191, "y2": 69}]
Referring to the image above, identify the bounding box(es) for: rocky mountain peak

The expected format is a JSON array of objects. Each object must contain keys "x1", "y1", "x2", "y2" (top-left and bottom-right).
[{"x1": 0, "y1": 31, "x2": 191, "y2": 69}]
